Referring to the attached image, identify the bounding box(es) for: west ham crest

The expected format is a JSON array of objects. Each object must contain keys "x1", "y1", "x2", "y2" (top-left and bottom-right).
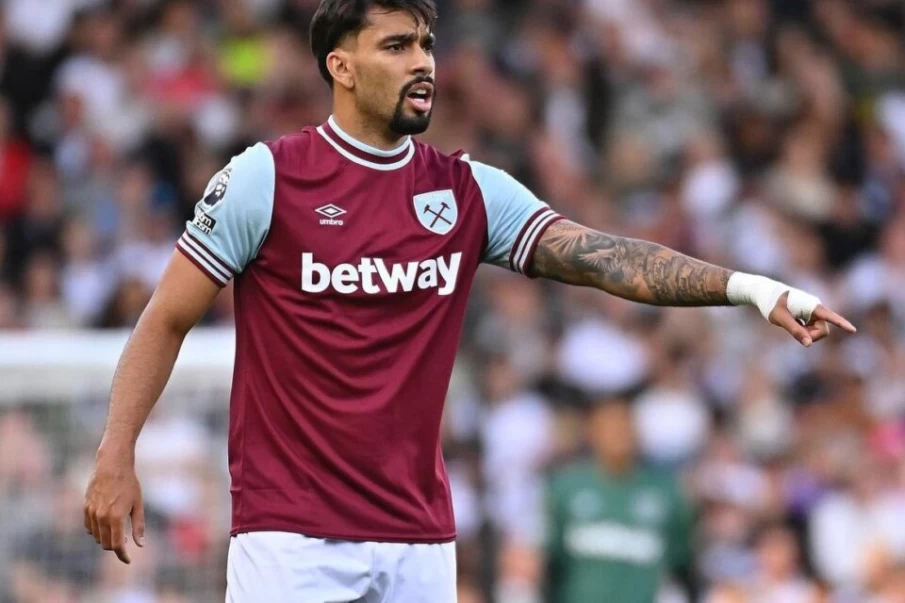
[{"x1": 413, "y1": 190, "x2": 457, "y2": 235}]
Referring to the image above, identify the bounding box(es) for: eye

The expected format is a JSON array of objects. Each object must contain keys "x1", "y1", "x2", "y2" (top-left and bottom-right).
[{"x1": 387, "y1": 43, "x2": 405, "y2": 52}]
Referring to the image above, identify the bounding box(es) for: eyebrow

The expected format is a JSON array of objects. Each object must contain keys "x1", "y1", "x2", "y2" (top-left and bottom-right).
[{"x1": 378, "y1": 32, "x2": 435, "y2": 46}]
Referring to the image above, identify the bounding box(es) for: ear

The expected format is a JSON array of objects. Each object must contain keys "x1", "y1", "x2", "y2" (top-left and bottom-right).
[{"x1": 327, "y1": 49, "x2": 354, "y2": 91}]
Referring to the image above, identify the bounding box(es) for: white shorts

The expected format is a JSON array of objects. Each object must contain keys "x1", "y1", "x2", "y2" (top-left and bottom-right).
[{"x1": 226, "y1": 531, "x2": 457, "y2": 603}]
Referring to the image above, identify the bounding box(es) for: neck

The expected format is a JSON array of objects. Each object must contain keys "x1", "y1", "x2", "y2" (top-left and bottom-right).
[
  {"x1": 597, "y1": 455, "x2": 634, "y2": 477},
  {"x1": 330, "y1": 107, "x2": 407, "y2": 151}
]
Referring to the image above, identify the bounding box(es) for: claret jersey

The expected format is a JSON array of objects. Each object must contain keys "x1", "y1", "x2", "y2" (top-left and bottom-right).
[{"x1": 176, "y1": 116, "x2": 562, "y2": 542}]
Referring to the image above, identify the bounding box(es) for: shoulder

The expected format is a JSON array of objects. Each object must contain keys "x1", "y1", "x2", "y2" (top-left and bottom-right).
[
  {"x1": 411, "y1": 140, "x2": 492, "y2": 208},
  {"x1": 410, "y1": 144, "x2": 516, "y2": 189},
  {"x1": 411, "y1": 138, "x2": 468, "y2": 161},
  {"x1": 199, "y1": 142, "x2": 274, "y2": 211},
  {"x1": 412, "y1": 139, "x2": 473, "y2": 172},
  {"x1": 548, "y1": 459, "x2": 597, "y2": 492},
  {"x1": 263, "y1": 127, "x2": 319, "y2": 166},
  {"x1": 635, "y1": 464, "x2": 672, "y2": 485},
  {"x1": 637, "y1": 466, "x2": 686, "y2": 500},
  {"x1": 411, "y1": 142, "x2": 531, "y2": 202},
  {"x1": 445, "y1": 152, "x2": 532, "y2": 200},
  {"x1": 232, "y1": 141, "x2": 275, "y2": 169},
  {"x1": 215, "y1": 142, "x2": 276, "y2": 201}
]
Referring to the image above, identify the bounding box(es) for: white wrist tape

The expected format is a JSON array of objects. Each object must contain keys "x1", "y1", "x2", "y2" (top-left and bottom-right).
[{"x1": 726, "y1": 272, "x2": 820, "y2": 323}]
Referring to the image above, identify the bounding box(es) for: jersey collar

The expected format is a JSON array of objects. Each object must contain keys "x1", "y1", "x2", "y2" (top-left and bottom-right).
[{"x1": 317, "y1": 115, "x2": 415, "y2": 171}]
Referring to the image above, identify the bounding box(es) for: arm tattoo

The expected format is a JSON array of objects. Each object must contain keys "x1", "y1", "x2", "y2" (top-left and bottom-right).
[{"x1": 531, "y1": 220, "x2": 733, "y2": 306}]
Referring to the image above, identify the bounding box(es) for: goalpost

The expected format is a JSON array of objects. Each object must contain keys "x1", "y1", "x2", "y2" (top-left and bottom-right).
[{"x1": 0, "y1": 327, "x2": 236, "y2": 603}]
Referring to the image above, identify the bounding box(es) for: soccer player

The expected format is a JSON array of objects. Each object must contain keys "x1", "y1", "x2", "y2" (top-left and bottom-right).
[
  {"x1": 83, "y1": 0, "x2": 856, "y2": 600},
  {"x1": 544, "y1": 399, "x2": 694, "y2": 603}
]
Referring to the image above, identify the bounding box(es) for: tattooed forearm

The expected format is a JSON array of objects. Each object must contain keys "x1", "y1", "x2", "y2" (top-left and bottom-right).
[{"x1": 531, "y1": 220, "x2": 733, "y2": 306}]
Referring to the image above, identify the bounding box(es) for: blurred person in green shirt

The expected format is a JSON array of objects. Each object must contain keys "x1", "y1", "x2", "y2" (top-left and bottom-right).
[{"x1": 543, "y1": 398, "x2": 695, "y2": 603}]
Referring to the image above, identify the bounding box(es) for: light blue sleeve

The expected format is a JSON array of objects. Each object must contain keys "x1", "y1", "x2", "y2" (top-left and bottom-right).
[
  {"x1": 176, "y1": 143, "x2": 275, "y2": 286},
  {"x1": 467, "y1": 159, "x2": 561, "y2": 274}
]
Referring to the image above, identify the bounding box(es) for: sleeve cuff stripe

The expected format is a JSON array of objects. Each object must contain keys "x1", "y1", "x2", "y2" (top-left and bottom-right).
[
  {"x1": 183, "y1": 232, "x2": 238, "y2": 275},
  {"x1": 177, "y1": 239, "x2": 230, "y2": 285},
  {"x1": 519, "y1": 215, "x2": 564, "y2": 276},
  {"x1": 513, "y1": 209, "x2": 558, "y2": 274},
  {"x1": 179, "y1": 236, "x2": 235, "y2": 280},
  {"x1": 508, "y1": 207, "x2": 551, "y2": 272},
  {"x1": 176, "y1": 244, "x2": 228, "y2": 287},
  {"x1": 179, "y1": 236, "x2": 232, "y2": 282}
]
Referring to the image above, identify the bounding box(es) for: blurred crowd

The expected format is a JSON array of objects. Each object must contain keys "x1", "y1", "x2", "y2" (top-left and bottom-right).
[{"x1": 1, "y1": 0, "x2": 905, "y2": 601}]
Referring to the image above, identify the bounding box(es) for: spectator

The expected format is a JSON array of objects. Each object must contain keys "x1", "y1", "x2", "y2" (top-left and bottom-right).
[
  {"x1": 543, "y1": 398, "x2": 694, "y2": 603},
  {"x1": 0, "y1": 98, "x2": 32, "y2": 221},
  {"x1": 749, "y1": 523, "x2": 819, "y2": 602},
  {"x1": 809, "y1": 452, "x2": 905, "y2": 592}
]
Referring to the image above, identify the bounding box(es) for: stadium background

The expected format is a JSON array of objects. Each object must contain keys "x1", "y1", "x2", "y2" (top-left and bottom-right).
[{"x1": 1, "y1": 0, "x2": 905, "y2": 601}]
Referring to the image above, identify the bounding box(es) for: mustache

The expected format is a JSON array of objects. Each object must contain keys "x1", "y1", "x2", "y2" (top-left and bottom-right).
[{"x1": 400, "y1": 76, "x2": 435, "y2": 96}]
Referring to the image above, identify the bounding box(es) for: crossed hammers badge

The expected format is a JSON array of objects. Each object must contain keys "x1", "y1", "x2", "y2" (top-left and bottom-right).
[{"x1": 413, "y1": 190, "x2": 458, "y2": 235}]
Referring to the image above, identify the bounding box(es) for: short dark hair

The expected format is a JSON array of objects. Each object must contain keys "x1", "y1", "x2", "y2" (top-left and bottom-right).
[{"x1": 310, "y1": 0, "x2": 438, "y2": 86}]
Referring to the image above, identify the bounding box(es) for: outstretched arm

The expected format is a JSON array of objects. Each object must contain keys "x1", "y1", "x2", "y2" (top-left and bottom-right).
[
  {"x1": 531, "y1": 220, "x2": 856, "y2": 344},
  {"x1": 531, "y1": 220, "x2": 732, "y2": 306}
]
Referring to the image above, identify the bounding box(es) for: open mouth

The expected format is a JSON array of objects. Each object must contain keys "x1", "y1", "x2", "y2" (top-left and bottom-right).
[{"x1": 405, "y1": 83, "x2": 433, "y2": 112}]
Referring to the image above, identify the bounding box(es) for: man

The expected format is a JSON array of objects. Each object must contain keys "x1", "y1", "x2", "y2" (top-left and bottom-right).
[
  {"x1": 83, "y1": 0, "x2": 855, "y2": 600},
  {"x1": 544, "y1": 399, "x2": 695, "y2": 603}
]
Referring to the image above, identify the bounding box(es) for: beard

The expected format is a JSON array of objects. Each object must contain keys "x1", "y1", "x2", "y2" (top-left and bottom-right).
[
  {"x1": 387, "y1": 79, "x2": 434, "y2": 135},
  {"x1": 388, "y1": 102, "x2": 432, "y2": 135}
]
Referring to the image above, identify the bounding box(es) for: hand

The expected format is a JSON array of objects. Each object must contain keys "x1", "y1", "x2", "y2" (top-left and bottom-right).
[
  {"x1": 768, "y1": 291, "x2": 857, "y2": 347},
  {"x1": 84, "y1": 454, "x2": 145, "y2": 564}
]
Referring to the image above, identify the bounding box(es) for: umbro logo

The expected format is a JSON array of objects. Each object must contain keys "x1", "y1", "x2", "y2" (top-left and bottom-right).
[{"x1": 315, "y1": 204, "x2": 346, "y2": 226}]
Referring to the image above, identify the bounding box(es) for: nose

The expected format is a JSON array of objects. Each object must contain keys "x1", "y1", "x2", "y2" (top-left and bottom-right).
[{"x1": 410, "y1": 46, "x2": 433, "y2": 77}]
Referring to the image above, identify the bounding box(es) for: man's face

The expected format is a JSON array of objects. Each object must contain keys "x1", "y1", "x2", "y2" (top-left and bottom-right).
[
  {"x1": 339, "y1": 8, "x2": 436, "y2": 135},
  {"x1": 588, "y1": 402, "x2": 637, "y2": 469}
]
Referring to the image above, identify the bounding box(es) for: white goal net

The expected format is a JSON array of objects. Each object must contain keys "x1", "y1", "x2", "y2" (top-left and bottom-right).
[{"x1": 0, "y1": 328, "x2": 235, "y2": 603}]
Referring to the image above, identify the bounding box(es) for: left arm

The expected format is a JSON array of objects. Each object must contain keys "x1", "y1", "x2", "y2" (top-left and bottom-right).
[
  {"x1": 531, "y1": 219, "x2": 731, "y2": 306},
  {"x1": 460, "y1": 157, "x2": 855, "y2": 345},
  {"x1": 531, "y1": 219, "x2": 856, "y2": 345}
]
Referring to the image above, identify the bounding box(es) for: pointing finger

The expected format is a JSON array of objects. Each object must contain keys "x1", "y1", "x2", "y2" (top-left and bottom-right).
[{"x1": 812, "y1": 305, "x2": 856, "y2": 333}]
